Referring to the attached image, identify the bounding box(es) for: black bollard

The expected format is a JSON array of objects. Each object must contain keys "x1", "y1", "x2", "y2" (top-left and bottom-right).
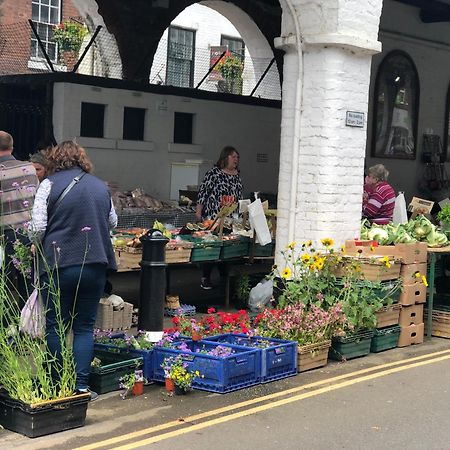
[{"x1": 138, "y1": 229, "x2": 169, "y2": 331}]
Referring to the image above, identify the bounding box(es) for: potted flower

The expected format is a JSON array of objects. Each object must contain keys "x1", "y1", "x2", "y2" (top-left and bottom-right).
[
  {"x1": 119, "y1": 369, "x2": 146, "y2": 398},
  {"x1": 255, "y1": 302, "x2": 347, "y2": 372},
  {"x1": 52, "y1": 20, "x2": 88, "y2": 69},
  {"x1": 215, "y1": 51, "x2": 244, "y2": 94},
  {"x1": 161, "y1": 356, "x2": 200, "y2": 395}
]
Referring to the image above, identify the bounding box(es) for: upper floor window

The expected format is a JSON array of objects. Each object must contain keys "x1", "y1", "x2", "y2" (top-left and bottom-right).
[
  {"x1": 166, "y1": 26, "x2": 195, "y2": 88},
  {"x1": 221, "y1": 35, "x2": 245, "y2": 60},
  {"x1": 31, "y1": 0, "x2": 61, "y2": 62}
]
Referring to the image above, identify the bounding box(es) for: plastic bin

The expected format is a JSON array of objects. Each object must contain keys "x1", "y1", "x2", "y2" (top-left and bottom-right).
[
  {"x1": 89, "y1": 347, "x2": 143, "y2": 394},
  {"x1": 370, "y1": 326, "x2": 400, "y2": 353},
  {"x1": 0, "y1": 391, "x2": 89, "y2": 438},
  {"x1": 179, "y1": 236, "x2": 223, "y2": 262},
  {"x1": 220, "y1": 238, "x2": 250, "y2": 259},
  {"x1": 204, "y1": 333, "x2": 297, "y2": 382},
  {"x1": 152, "y1": 340, "x2": 260, "y2": 393}
]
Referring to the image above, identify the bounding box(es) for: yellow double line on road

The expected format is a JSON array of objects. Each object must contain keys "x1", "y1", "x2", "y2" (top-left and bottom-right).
[{"x1": 76, "y1": 348, "x2": 450, "y2": 450}]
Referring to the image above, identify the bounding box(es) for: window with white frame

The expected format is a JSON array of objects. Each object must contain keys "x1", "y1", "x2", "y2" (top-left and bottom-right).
[
  {"x1": 221, "y1": 35, "x2": 245, "y2": 60},
  {"x1": 31, "y1": 0, "x2": 61, "y2": 62},
  {"x1": 166, "y1": 26, "x2": 195, "y2": 88}
]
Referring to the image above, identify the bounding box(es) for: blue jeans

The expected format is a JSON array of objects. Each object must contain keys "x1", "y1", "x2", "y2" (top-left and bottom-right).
[{"x1": 42, "y1": 263, "x2": 107, "y2": 390}]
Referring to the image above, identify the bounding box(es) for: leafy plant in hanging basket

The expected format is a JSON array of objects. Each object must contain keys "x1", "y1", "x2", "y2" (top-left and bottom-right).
[
  {"x1": 215, "y1": 51, "x2": 244, "y2": 80},
  {"x1": 53, "y1": 20, "x2": 88, "y2": 53}
]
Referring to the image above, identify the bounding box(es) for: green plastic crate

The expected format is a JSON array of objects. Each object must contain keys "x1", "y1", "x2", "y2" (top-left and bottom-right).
[
  {"x1": 220, "y1": 240, "x2": 249, "y2": 259},
  {"x1": 89, "y1": 348, "x2": 142, "y2": 394},
  {"x1": 179, "y1": 236, "x2": 222, "y2": 262},
  {"x1": 329, "y1": 330, "x2": 374, "y2": 361},
  {"x1": 252, "y1": 242, "x2": 275, "y2": 257},
  {"x1": 370, "y1": 326, "x2": 400, "y2": 353}
]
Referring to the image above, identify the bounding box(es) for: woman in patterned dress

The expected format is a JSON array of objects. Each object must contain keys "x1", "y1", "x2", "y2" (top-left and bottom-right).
[{"x1": 195, "y1": 146, "x2": 243, "y2": 289}]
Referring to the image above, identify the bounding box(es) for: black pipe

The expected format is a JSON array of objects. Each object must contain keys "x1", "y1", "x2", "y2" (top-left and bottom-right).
[
  {"x1": 250, "y1": 58, "x2": 275, "y2": 97},
  {"x1": 196, "y1": 51, "x2": 226, "y2": 89},
  {"x1": 72, "y1": 25, "x2": 102, "y2": 73}
]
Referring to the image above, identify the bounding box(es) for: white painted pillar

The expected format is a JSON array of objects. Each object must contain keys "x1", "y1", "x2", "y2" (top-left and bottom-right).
[{"x1": 275, "y1": 0, "x2": 383, "y2": 264}]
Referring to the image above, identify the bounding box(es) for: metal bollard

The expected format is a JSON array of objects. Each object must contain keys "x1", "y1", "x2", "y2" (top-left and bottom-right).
[{"x1": 138, "y1": 229, "x2": 169, "y2": 331}]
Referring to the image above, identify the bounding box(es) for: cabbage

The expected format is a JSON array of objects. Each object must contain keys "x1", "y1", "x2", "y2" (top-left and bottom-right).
[{"x1": 367, "y1": 227, "x2": 389, "y2": 244}]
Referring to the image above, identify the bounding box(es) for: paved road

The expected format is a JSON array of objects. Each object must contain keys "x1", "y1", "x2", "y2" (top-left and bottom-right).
[{"x1": 3, "y1": 338, "x2": 450, "y2": 450}]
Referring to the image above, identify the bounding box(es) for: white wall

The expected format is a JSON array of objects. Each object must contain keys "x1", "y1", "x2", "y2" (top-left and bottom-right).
[
  {"x1": 52, "y1": 81, "x2": 281, "y2": 200},
  {"x1": 149, "y1": 2, "x2": 280, "y2": 99},
  {"x1": 366, "y1": 1, "x2": 450, "y2": 204}
]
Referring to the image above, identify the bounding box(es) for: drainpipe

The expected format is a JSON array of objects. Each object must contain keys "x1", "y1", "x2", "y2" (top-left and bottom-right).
[{"x1": 285, "y1": 0, "x2": 304, "y2": 244}]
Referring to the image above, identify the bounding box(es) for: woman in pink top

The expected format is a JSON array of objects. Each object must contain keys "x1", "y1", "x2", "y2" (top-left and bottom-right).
[{"x1": 362, "y1": 164, "x2": 396, "y2": 225}]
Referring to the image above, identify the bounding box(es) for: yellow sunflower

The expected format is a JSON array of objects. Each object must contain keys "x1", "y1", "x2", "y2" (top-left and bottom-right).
[
  {"x1": 321, "y1": 238, "x2": 334, "y2": 247},
  {"x1": 286, "y1": 241, "x2": 296, "y2": 250},
  {"x1": 301, "y1": 254, "x2": 311, "y2": 263},
  {"x1": 281, "y1": 267, "x2": 292, "y2": 279},
  {"x1": 421, "y1": 275, "x2": 428, "y2": 287}
]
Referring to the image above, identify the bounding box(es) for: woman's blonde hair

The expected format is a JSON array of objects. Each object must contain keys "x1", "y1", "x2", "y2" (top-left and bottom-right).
[
  {"x1": 45, "y1": 141, "x2": 93, "y2": 173},
  {"x1": 368, "y1": 164, "x2": 389, "y2": 182}
]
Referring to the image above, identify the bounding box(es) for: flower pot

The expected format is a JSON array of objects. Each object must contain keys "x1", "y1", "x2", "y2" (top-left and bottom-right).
[
  {"x1": 191, "y1": 331, "x2": 202, "y2": 341},
  {"x1": 174, "y1": 385, "x2": 188, "y2": 395},
  {"x1": 0, "y1": 391, "x2": 89, "y2": 438},
  {"x1": 297, "y1": 340, "x2": 331, "y2": 373},
  {"x1": 165, "y1": 378, "x2": 175, "y2": 393},
  {"x1": 62, "y1": 50, "x2": 78, "y2": 71},
  {"x1": 329, "y1": 330, "x2": 375, "y2": 361},
  {"x1": 132, "y1": 381, "x2": 144, "y2": 396}
]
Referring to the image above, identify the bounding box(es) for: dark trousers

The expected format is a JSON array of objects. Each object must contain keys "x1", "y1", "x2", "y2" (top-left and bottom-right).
[{"x1": 42, "y1": 263, "x2": 107, "y2": 390}]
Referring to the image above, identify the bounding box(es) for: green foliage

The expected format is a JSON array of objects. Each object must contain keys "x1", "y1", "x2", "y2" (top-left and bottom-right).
[
  {"x1": 234, "y1": 275, "x2": 251, "y2": 302},
  {"x1": 216, "y1": 52, "x2": 244, "y2": 80},
  {"x1": 53, "y1": 20, "x2": 88, "y2": 53},
  {"x1": 437, "y1": 204, "x2": 450, "y2": 224}
]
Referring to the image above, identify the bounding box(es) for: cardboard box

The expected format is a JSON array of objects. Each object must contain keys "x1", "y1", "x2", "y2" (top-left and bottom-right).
[
  {"x1": 399, "y1": 304, "x2": 423, "y2": 327},
  {"x1": 397, "y1": 323, "x2": 424, "y2": 347},
  {"x1": 344, "y1": 241, "x2": 427, "y2": 264},
  {"x1": 400, "y1": 262, "x2": 428, "y2": 285},
  {"x1": 399, "y1": 282, "x2": 427, "y2": 306},
  {"x1": 375, "y1": 304, "x2": 401, "y2": 329},
  {"x1": 408, "y1": 197, "x2": 434, "y2": 217},
  {"x1": 334, "y1": 257, "x2": 401, "y2": 281}
]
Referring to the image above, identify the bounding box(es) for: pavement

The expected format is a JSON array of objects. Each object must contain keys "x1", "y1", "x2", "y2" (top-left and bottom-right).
[
  {"x1": 3, "y1": 336, "x2": 450, "y2": 449},
  {"x1": 2, "y1": 267, "x2": 450, "y2": 449}
]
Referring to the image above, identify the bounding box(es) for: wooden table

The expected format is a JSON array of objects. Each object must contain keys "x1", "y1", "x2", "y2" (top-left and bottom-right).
[{"x1": 427, "y1": 245, "x2": 450, "y2": 338}]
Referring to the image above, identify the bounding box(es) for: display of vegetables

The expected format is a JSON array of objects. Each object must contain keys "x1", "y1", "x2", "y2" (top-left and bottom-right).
[{"x1": 361, "y1": 215, "x2": 449, "y2": 247}]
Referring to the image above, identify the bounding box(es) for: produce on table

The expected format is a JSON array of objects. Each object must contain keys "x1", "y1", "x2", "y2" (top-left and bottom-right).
[{"x1": 360, "y1": 215, "x2": 448, "y2": 247}]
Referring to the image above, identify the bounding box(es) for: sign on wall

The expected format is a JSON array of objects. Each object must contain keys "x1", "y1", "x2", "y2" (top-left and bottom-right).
[{"x1": 345, "y1": 111, "x2": 365, "y2": 128}]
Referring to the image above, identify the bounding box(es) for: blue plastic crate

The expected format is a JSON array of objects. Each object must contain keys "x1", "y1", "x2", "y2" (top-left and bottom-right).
[
  {"x1": 204, "y1": 334, "x2": 297, "y2": 383},
  {"x1": 94, "y1": 339, "x2": 154, "y2": 380},
  {"x1": 152, "y1": 340, "x2": 260, "y2": 393}
]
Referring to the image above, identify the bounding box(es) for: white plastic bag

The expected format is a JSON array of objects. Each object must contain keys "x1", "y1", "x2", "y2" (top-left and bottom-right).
[
  {"x1": 19, "y1": 288, "x2": 45, "y2": 339},
  {"x1": 248, "y1": 198, "x2": 271, "y2": 246},
  {"x1": 393, "y1": 191, "x2": 408, "y2": 224},
  {"x1": 248, "y1": 279, "x2": 273, "y2": 313}
]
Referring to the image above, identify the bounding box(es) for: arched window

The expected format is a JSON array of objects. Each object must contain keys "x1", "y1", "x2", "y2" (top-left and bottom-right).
[{"x1": 371, "y1": 51, "x2": 419, "y2": 160}]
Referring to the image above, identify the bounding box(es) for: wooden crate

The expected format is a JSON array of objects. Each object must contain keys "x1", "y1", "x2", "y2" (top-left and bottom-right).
[
  {"x1": 359, "y1": 261, "x2": 401, "y2": 281},
  {"x1": 345, "y1": 241, "x2": 428, "y2": 264},
  {"x1": 115, "y1": 249, "x2": 141, "y2": 271},
  {"x1": 375, "y1": 304, "x2": 401, "y2": 329},
  {"x1": 165, "y1": 247, "x2": 192, "y2": 263},
  {"x1": 424, "y1": 310, "x2": 450, "y2": 338},
  {"x1": 334, "y1": 257, "x2": 401, "y2": 281}
]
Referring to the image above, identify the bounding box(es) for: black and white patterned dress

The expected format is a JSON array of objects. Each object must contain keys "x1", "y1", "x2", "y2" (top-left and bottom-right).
[{"x1": 197, "y1": 166, "x2": 243, "y2": 219}]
